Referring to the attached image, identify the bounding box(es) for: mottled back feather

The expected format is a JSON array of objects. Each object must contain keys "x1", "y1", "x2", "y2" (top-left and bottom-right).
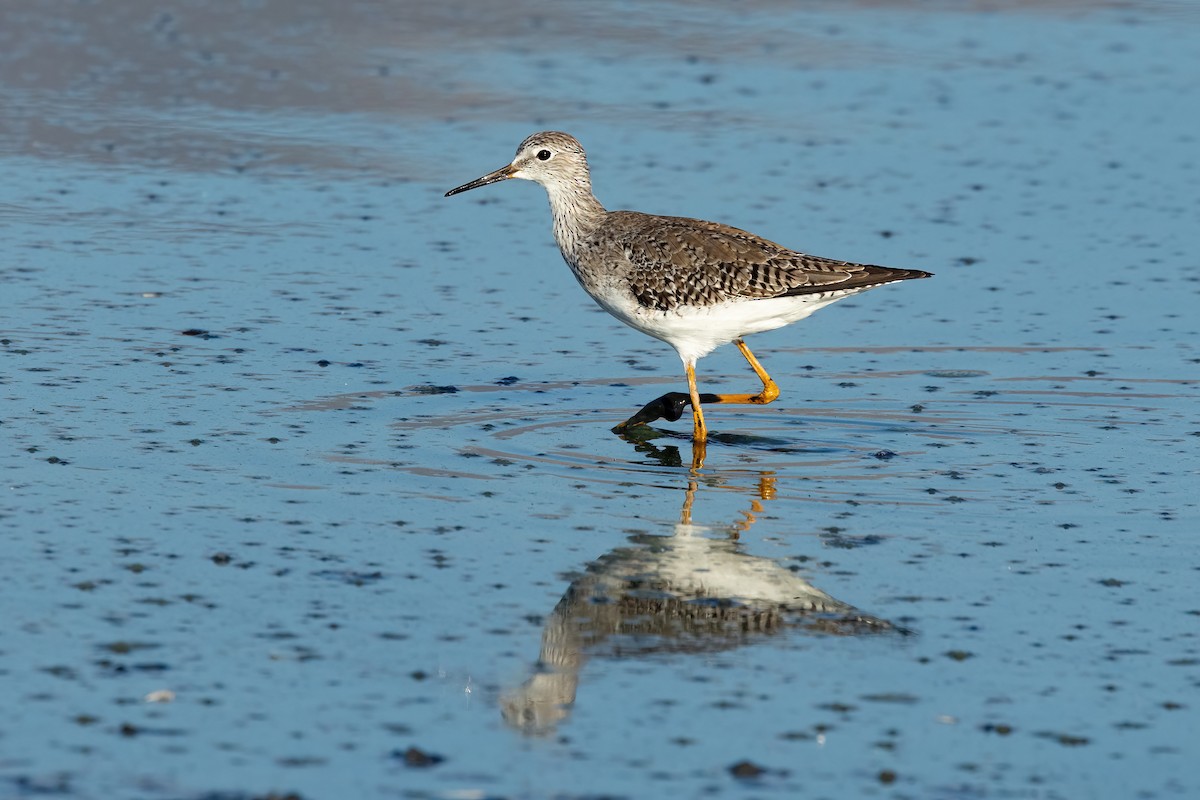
[{"x1": 601, "y1": 211, "x2": 928, "y2": 312}]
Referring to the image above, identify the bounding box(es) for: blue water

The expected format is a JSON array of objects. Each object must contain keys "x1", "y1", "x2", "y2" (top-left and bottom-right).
[{"x1": 2, "y1": 2, "x2": 1197, "y2": 798}]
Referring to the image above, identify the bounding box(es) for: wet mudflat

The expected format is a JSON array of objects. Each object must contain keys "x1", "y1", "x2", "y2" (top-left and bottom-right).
[{"x1": 1, "y1": 2, "x2": 1197, "y2": 798}]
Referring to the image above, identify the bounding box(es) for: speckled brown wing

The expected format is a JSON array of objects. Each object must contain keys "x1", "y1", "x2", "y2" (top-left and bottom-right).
[{"x1": 608, "y1": 212, "x2": 926, "y2": 312}]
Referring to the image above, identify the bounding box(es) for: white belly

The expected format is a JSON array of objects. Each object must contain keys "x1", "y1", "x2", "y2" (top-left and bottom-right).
[{"x1": 589, "y1": 287, "x2": 860, "y2": 364}]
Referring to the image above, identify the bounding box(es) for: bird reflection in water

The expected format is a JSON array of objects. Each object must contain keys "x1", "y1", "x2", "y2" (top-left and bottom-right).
[
  {"x1": 501, "y1": 473, "x2": 905, "y2": 734},
  {"x1": 619, "y1": 425, "x2": 796, "y2": 470}
]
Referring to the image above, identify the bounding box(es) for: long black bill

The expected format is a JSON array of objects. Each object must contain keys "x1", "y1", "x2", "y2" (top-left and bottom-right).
[{"x1": 445, "y1": 164, "x2": 516, "y2": 197}]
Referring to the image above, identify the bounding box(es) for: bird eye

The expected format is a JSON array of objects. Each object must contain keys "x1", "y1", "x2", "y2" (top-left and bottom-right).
[{"x1": 537, "y1": 149, "x2": 551, "y2": 161}]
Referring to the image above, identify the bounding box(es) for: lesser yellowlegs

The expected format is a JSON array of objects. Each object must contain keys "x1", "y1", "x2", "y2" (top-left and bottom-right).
[{"x1": 446, "y1": 132, "x2": 931, "y2": 444}]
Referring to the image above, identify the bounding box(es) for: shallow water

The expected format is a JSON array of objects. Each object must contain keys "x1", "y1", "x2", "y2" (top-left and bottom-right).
[{"x1": 2, "y1": 2, "x2": 1198, "y2": 799}]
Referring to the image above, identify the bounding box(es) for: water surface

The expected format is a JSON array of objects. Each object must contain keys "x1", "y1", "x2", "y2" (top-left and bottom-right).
[{"x1": 2, "y1": 2, "x2": 1198, "y2": 798}]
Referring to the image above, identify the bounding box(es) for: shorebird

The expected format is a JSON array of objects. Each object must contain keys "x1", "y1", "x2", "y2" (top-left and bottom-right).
[{"x1": 445, "y1": 132, "x2": 930, "y2": 445}]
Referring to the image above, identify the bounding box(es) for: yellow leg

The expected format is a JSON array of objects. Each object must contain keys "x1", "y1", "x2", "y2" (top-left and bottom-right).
[
  {"x1": 708, "y1": 339, "x2": 780, "y2": 406},
  {"x1": 613, "y1": 339, "x2": 778, "y2": 441},
  {"x1": 685, "y1": 360, "x2": 708, "y2": 442},
  {"x1": 686, "y1": 361, "x2": 708, "y2": 466}
]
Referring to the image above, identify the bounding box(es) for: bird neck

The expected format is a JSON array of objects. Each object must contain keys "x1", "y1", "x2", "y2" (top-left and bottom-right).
[{"x1": 543, "y1": 178, "x2": 606, "y2": 258}]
